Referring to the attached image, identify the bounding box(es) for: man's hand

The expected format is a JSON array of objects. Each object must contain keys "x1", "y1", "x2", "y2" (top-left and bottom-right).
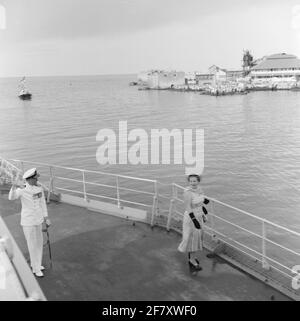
[
  {"x1": 11, "y1": 177, "x2": 18, "y2": 187},
  {"x1": 44, "y1": 218, "x2": 51, "y2": 227}
]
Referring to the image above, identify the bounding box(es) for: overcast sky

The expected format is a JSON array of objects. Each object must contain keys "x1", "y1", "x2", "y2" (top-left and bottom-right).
[{"x1": 0, "y1": 0, "x2": 300, "y2": 77}]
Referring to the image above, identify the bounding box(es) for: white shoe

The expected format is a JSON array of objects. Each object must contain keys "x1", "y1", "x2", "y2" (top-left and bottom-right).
[
  {"x1": 32, "y1": 266, "x2": 45, "y2": 271},
  {"x1": 34, "y1": 271, "x2": 44, "y2": 277}
]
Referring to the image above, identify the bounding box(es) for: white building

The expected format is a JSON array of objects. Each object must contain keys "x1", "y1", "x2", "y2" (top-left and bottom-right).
[
  {"x1": 185, "y1": 72, "x2": 197, "y2": 85},
  {"x1": 138, "y1": 70, "x2": 185, "y2": 89},
  {"x1": 137, "y1": 71, "x2": 150, "y2": 84},
  {"x1": 195, "y1": 73, "x2": 214, "y2": 87},
  {"x1": 250, "y1": 53, "x2": 300, "y2": 81},
  {"x1": 208, "y1": 65, "x2": 227, "y2": 84}
]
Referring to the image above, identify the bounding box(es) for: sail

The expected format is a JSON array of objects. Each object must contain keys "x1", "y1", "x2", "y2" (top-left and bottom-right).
[{"x1": 18, "y1": 77, "x2": 30, "y2": 96}]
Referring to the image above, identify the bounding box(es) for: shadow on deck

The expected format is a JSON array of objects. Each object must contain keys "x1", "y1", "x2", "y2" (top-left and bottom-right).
[{"x1": 0, "y1": 194, "x2": 291, "y2": 301}]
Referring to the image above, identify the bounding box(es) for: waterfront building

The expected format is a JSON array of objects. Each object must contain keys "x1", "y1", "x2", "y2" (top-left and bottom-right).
[
  {"x1": 195, "y1": 73, "x2": 214, "y2": 87},
  {"x1": 208, "y1": 65, "x2": 227, "y2": 84},
  {"x1": 195, "y1": 66, "x2": 227, "y2": 87},
  {"x1": 185, "y1": 72, "x2": 197, "y2": 86},
  {"x1": 137, "y1": 71, "x2": 150, "y2": 84},
  {"x1": 226, "y1": 70, "x2": 244, "y2": 81},
  {"x1": 138, "y1": 70, "x2": 185, "y2": 89},
  {"x1": 250, "y1": 53, "x2": 300, "y2": 81}
]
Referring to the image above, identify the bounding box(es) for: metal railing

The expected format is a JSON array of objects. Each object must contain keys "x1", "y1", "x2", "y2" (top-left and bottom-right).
[
  {"x1": 6, "y1": 158, "x2": 160, "y2": 225},
  {"x1": 0, "y1": 158, "x2": 49, "y2": 194},
  {"x1": 171, "y1": 183, "x2": 300, "y2": 291},
  {"x1": 1, "y1": 157, "x2": 300, "y2": 296}
]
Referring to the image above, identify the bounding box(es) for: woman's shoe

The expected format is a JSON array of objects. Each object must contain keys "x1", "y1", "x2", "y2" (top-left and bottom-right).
[
  {"x1": 188, "y1": 260, "x2": 202, "y2": 272},
  {"x1": 206, "y1": 253, "x2": 216, "y2": 259},
  {"x1": 34, "y1": 270, "x2": 44, "y2": 278},
  {"x1": 194, "y1": 259, "x2": 202, "y2": 271}
]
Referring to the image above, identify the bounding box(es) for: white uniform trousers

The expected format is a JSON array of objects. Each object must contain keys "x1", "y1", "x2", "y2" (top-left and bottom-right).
[{"x1": 22, "y1": 224, "x2": 43, "y2": 273}]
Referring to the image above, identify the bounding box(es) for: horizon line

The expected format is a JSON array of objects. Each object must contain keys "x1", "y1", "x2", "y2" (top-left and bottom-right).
[{"x1": 0, "y1": 72, "x2": 140, "y2": 79}]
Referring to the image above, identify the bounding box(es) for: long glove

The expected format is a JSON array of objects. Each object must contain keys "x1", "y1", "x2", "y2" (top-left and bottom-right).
[
  {"x1": 202, "y1": 206, "x2": 208, "y2": 223},
  {"x1": 189, "y1": 212, "x2": 201, "y2": 229},
  {"x1": 203, "y1": 198, "x2": 210, "y2": 205},
  {"x1": 202, "y1": 198, "x2": 210, "y2": 222}
]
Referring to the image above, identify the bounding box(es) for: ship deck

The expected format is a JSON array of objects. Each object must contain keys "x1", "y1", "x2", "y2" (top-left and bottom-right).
[{"x1": 0, "y1": 193, "x2": 291, "y2": 301}]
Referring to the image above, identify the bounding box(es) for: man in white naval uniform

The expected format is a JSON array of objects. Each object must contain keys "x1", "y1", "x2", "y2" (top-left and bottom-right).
[{"x1": 8, "y1": 168, "x2": 51, "y2": 277}]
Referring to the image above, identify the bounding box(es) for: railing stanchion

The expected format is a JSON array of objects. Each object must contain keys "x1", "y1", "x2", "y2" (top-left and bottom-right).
[
  {"x1": 172, "y1": 183, "x2": 175, "y2": 198},
  {"x1": 172, "y1": 183, "x2": 180, "y2": 200},
  {"x1": 262, "y1": 221, "x2": 270, "y2": 270},
  {"x1": 151, "y1": 195, "x2": 158, "y2": 228},
  {"x1": 167, "y1": 199, "x2": 174, "y2": 232},
  {"x1": 82, "y1": 171, "x2": 87, "y2": 201},
  {"x1": 20, "y1": 161, "x2": 24, "y2": 173},
  {"x1": 47, "y1": 166, "x2": 54, "y2": 203},
  {"x1": 210, "y1": 200, "x2": 217, "y2": 241},
  {"x1": 116, "y1": 176, "x2": 121, "y2": 208},
  {"x1": 154, "y1": 180, "x2": 158, "y2": 197},
  {"x1": 150, "y1": 180, "x2": 159, "y2": 227}
]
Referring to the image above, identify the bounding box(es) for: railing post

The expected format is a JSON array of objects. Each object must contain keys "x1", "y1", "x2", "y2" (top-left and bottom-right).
[
  {"x1": 20, "y1": 161, "x2": 24, "y2": 174},
  {"x1": 210, "y1": 200, "x2": 217, "y2": 242},
  {"x1": 150, "y1": 180, "x2": 159, "y2": 228},
  {"x1": 116, "y1": 176, "x2": 121, "y2": 208},
  {"x1": 82, "y1": 170, "x2": 87, "y2": 201},
  {"x1": 154, "y1": 180, "x2": 158, "y2": 197},
  {"x1": 151, "y1": 195, "x2": 158, "y2": 228},
  {"x1": 172, "y1": 183, "x2": 175, "y2": 198},
  {"x1": 47, "y1": 166, "x2": 54, "y2": 203},
  {"x1": 172, "y1": 183, "x2": 178, "y2": 199},
  {"x1": 262, "y1": 221, "x2": 270, "y2": 270},
  {"x1": 166, "y1": 199, "x2": 174, "y2": 232}
]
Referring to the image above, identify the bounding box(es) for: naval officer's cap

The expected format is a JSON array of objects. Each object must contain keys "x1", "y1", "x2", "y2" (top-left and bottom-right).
[{"x1": 23, "y1": 168, "x2": 38, "y2": 180}]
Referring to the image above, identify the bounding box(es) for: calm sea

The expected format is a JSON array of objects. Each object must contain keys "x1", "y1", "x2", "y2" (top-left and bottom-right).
[{"x1": 0, "y1": 75, "x2": 299, "y2": 231}]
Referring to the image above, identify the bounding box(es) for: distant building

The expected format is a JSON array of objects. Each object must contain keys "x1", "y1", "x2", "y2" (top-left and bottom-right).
[
  {"x1": 226, "y1": 70, "x2": 244, "y2": 81},
  {"x1": 137, "y1": 71, "x2": 150, "y2": 84},
  {"x1": 138, "y1": 70, "x2": 185, "y2": 89},
  {"x1": 194, "y1": 66, "x2": 227, "y2": 87},
  {"x1": 195, "y1": 73, "x2": 214, "y2": 87},
  {"x1": 208, "y1": 65, "x2": 227, "y2": 84},
  {"x1": 196, "y1": 66, "x2": 244, "y2": 86},
  {"x1": 185, "y1": 72, "x2": 197, "y2": 85},
  {"x1": 250, "y1": 53, "x2": 300, "y2": 81}
]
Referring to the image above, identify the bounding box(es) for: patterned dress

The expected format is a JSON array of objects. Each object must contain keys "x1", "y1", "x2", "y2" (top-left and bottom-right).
[{"x1": 178, "y1": 187, "x2": 205, "y2": 253}]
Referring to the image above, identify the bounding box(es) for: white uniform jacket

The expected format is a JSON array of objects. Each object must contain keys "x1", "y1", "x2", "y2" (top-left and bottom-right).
[{"x1": 8, "y1": 183, "x2": 48, "y2": 226}]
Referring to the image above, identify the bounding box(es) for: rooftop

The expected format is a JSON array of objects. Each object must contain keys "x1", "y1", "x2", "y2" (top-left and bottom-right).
[{"x1": 252, "y1": 53, "x2": 300, "y2": 70}]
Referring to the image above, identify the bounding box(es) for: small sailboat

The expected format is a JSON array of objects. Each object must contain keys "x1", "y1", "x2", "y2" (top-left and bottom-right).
[{"x1": 18, "y1": 77, "x2": 32, "y2": 100}]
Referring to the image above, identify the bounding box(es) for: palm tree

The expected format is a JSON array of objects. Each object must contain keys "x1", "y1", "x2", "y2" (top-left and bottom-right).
[{"x1": 242, "y1": 50, "x2": 254, "y2": 76}]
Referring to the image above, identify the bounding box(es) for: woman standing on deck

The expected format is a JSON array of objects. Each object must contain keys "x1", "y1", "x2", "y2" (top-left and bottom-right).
[{"x1": 178, "y1": 174, "x2": 208, "y2": 272}]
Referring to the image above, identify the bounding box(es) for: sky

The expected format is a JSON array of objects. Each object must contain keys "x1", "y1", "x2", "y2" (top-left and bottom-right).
[{"x1": 0, "y1": 0, "x2": 300, "y2": 77}]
